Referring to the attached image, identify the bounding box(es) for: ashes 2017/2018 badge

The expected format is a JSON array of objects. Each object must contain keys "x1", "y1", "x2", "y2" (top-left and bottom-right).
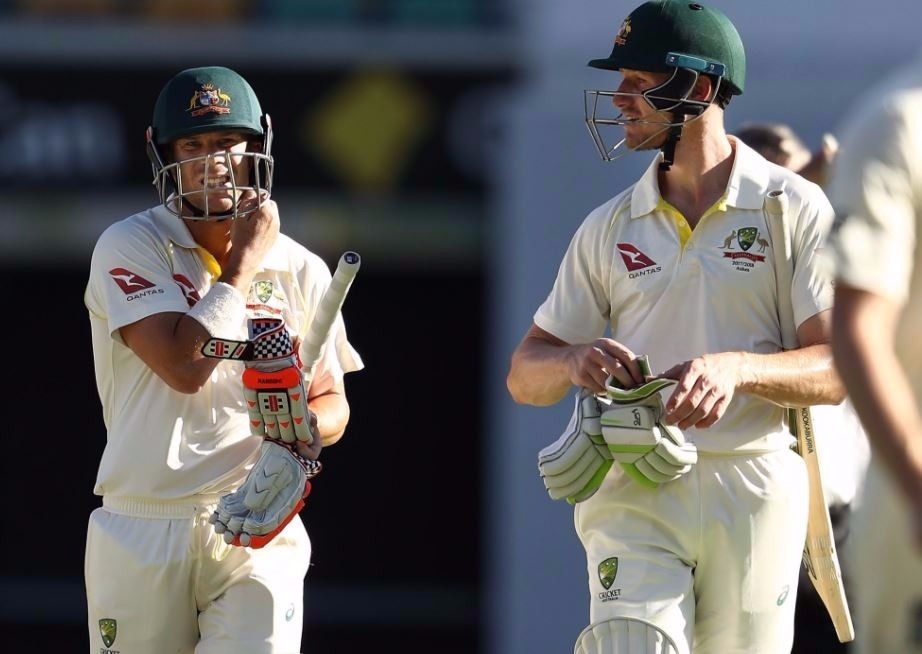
[{"x1": 99, "y1": 618, "x2": 117, "y2": 648}]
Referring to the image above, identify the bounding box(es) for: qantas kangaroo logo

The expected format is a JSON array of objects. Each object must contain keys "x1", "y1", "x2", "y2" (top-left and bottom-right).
[{"x1": 108, "y1": 268, "x2": 156, "y2": 294}]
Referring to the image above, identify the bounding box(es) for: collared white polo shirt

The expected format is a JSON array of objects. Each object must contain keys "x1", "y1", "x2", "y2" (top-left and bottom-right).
[
  {"x1": 85, "y1": 206, "x2": 362, "y2": 499},
  {"x1": 536, "y1": 138, "x2": 833, "y2": 452}
]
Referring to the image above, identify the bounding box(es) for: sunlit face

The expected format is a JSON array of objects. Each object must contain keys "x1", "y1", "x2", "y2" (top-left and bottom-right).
[
  {"x1": 612, "y1": 69, "x2": 672, "y2": 151},
  {"x1": 169, "y1": 131, "x2": 251, "y2": 215}
]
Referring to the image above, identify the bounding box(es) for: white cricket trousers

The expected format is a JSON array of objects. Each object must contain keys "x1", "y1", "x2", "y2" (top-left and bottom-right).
[
  {"x1": 85, "y1": 495, "x2": 310, "y2": 654},
  {"x1": 575, "y1": 448, "x2": 808, "y2": 654}
]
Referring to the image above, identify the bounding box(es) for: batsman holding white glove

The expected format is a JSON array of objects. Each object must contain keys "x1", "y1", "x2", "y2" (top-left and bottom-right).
[
  {"x1": 203, "y1": 317, "x2": 322, "y2": 548},
  {"x1": 601, "y1": 356, "x2": 697, "y2": 489},
  {"x1": 538, "y1": 356, "x2": 697, "y2": 500}
]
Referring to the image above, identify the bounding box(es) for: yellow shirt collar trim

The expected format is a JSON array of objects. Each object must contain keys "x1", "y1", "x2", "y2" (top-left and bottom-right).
[
  {"x1": 197, "y1": 248, "x2": 222, "y2": 281},
  {"x1": 655, "y1": 195, "x2": 728, "y2": 248}
]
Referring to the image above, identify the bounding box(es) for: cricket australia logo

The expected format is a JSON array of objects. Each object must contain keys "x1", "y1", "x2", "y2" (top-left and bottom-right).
[
  {"x1": 254, "y1": 280, "x2": 274, "y2": 303},
  {"x1": 188, "y1": 83, "x2": 231, "y2": 117},
  {"x1": 597, "y1": 557, "x2": 622, "y2": 602},
  {"x1": 99, "y1": 618, "x2": 117, "y2": 648},
  {"x1": 718, "y1": 226, "x2": 768, "y2": 271}
]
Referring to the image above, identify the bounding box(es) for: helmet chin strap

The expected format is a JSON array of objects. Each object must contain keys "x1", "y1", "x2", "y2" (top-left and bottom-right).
[{"x1": 658, "y1": 114, "x2": 684, "y2": 171}]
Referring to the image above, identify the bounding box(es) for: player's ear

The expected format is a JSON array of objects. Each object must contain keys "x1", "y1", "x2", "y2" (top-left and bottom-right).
[{"x1": 691, "y1": 75, "x2": 714, "y2": 102}]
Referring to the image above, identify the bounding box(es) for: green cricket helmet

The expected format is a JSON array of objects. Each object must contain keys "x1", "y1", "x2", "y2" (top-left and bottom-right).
[
  {"x1": 145, "y1": 66, "x2": 275, "y2": 220},
  {"x1": 584, "y1": 1, "x2": 746, "y2": 165}
]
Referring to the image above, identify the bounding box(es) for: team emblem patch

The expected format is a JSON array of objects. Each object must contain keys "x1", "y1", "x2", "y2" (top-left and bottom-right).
[
  {"x1": 598, "y1": 557, "x2": 619, "y2": 590},
  {"x1": 737, "y1": 227, "x2": 758, "y2": 252},
  {"x1": 187, "y1": 83, "x2": 231, "y2": 117},
  {"x1": 720, "y1": 226, "x2": 768, "y2": 267},
  {"x1": 254, "y1": 280, "x2": 274, "y2": 304},
  {"x1": 99, "y1": 618, "x2": 117, "y2": 648}
]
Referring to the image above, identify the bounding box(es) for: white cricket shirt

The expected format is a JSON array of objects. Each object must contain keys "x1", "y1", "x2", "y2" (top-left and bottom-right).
[
  {"x1": 85, "y1": 206, "x2": 363, "y2": 500},
  {"x1": 826, "y1": 62, "x2": 922, "y2": 401},
  {"x1": 535, "y1": 137, "x2": 833, "y2": 452}
]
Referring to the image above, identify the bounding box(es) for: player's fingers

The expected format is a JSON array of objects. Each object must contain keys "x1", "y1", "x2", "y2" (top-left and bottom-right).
[
  {"x1": 596, "y1": 341, "x2": 644, "y2": 386},
  {"x1": 694, "y1": 391, "x2": 731, "y2": 429},
  {"x1": 663, "y1": 377, "x2": 707, "y2": 427}
]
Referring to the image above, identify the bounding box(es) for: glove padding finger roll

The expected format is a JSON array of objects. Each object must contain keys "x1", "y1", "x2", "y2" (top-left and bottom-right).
[
  {"x1": 538, "y1": 389, "x2": 613, "y2": 504},
  {"x1": 210, "y1": 439, "x2": 322, "y2": 548}
]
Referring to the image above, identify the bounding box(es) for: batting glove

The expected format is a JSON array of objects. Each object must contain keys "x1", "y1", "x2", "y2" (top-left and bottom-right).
[
  {"x1": 600, "y1": 357, "x2": 697, "y2": 489},
  {"x1": 538, "y1": 389, "x2": 613, "y2": 504},
  {"x1": 203, "y1": 318, "x2": 318, "y2": 445},
  {"x1": 210, "y1": 439, "x2": 322, "y2": 548}
]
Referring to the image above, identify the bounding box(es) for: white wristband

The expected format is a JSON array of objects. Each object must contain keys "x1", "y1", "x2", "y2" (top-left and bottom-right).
[{"x1": 187, "y1": 281, "x2": 247, "y2": 338}]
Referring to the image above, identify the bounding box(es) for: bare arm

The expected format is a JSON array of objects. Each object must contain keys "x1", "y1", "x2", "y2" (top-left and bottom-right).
[
  {"x1": 658, "y1": 309, "x2": 845, "y2": 429},
  {"x1": 833, "y1": 285, "x2": 922, "y2": 505},
  {"x1": 121, "y1": 199, "x2": 280, "y2": 394},
  {"x1": 506, "y1": 324, "x2": 645, "y2": 406},
  {"x1": 308, "y1": 379, "x2": 350, "y2": 447}
]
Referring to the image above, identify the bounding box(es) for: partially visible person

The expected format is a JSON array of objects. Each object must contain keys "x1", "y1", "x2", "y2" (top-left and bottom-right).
[
  {"x1": 736, "y1": 121, "x2": 839, "y2": 187},
  {"x1": 737, "y1": 121, "x2": 870, "y2": 653},
  {"x1": 826, "y1": 54, "x2": 922, "y2": 654}
]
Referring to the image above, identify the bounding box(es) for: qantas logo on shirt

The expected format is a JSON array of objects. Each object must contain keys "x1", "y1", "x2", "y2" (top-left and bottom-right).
[
  {"x1": 173, "y1": 274, "x2": 202, "y2": 307},
  {"x1": 616, "y1": 243, "x2": 661, "y2": 278},
  {"x1": 109, "y1": 268, "x2": 155, "y2": 294}
]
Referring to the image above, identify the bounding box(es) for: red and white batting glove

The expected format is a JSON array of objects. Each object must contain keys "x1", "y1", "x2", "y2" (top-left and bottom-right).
[
  {"x1": 204, "y1": 318, "x2": 318, "y2": 444},
  {"x1": 202, "y1": 318, "x2": 323, "y2": 547}
]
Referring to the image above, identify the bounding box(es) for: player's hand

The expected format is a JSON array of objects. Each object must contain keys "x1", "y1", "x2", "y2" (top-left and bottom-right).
[
  {"x1": 659, "y1": 353, "x2": 740, "y2": 429},
  {"x1": 210, "y1": 439, "x2": 321, "y2": 548},
  {"x1": 565, "y1": 339, "x2": 645, "y2": 394},
  {"x1": 226, "y1": 191, "x2": 279, "y2": 277}
]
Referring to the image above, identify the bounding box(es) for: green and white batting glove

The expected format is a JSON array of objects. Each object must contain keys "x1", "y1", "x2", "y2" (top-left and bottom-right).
[
  {"x1": 538, "y1": 388, "x2": 613, "y2": 504},
  {"x1": 600, "y1": 356, "x2": 697, "y2": 489}
]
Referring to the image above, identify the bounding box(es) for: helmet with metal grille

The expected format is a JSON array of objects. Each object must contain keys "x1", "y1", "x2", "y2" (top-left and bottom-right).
[{"x1": 146, "y1": 66, "x2": 274, "y2": 220}]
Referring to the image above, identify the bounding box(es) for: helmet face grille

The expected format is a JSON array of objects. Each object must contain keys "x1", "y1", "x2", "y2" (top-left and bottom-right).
[{"x1": 152, "y1": 150, "x2": 275, "y2": 221}]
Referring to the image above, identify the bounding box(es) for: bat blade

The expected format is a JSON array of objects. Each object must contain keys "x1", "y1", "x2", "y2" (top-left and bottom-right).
[
  {"x1": 301, "y1": 251, "x2": 361, "y2": 384},
  {"x1": 792, "y1": 406, "x2": 855, "y2": 643}
]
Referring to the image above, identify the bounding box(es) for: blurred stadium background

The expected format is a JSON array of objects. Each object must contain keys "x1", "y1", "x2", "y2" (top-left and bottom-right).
[{"x1": 0, "y1": 0, "x2": 919, "y2": 652}]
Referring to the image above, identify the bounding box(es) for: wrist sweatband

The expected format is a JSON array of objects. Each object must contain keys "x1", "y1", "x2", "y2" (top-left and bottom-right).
[{"x1": 187, "y1": 281, "x2": 247, "y2": 338}]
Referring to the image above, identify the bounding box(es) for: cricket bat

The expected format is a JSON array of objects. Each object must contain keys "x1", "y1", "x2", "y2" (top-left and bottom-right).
[
  {"x1": 790, "y1": 405, "x2": 855, "y2": 642},
  {"x1": 301, "y1": 251, "x2": 361, "y2": 386},
  {"x1": 764, "y1": 190, "x2": 854, "y2": 642}
]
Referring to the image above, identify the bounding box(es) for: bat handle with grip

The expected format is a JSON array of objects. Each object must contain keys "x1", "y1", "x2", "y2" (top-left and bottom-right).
[{"x1": 301, "y1": 251, "x2": 361, "y2": 387}]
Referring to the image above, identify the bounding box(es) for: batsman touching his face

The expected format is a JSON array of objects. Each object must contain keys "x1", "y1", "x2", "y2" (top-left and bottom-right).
[
  {"x1": 507, "y1": 2, "x2": 845, "y2": 653},
  {"x1": 84, "y1": 66, "x2": 363, "y2": 654}
]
